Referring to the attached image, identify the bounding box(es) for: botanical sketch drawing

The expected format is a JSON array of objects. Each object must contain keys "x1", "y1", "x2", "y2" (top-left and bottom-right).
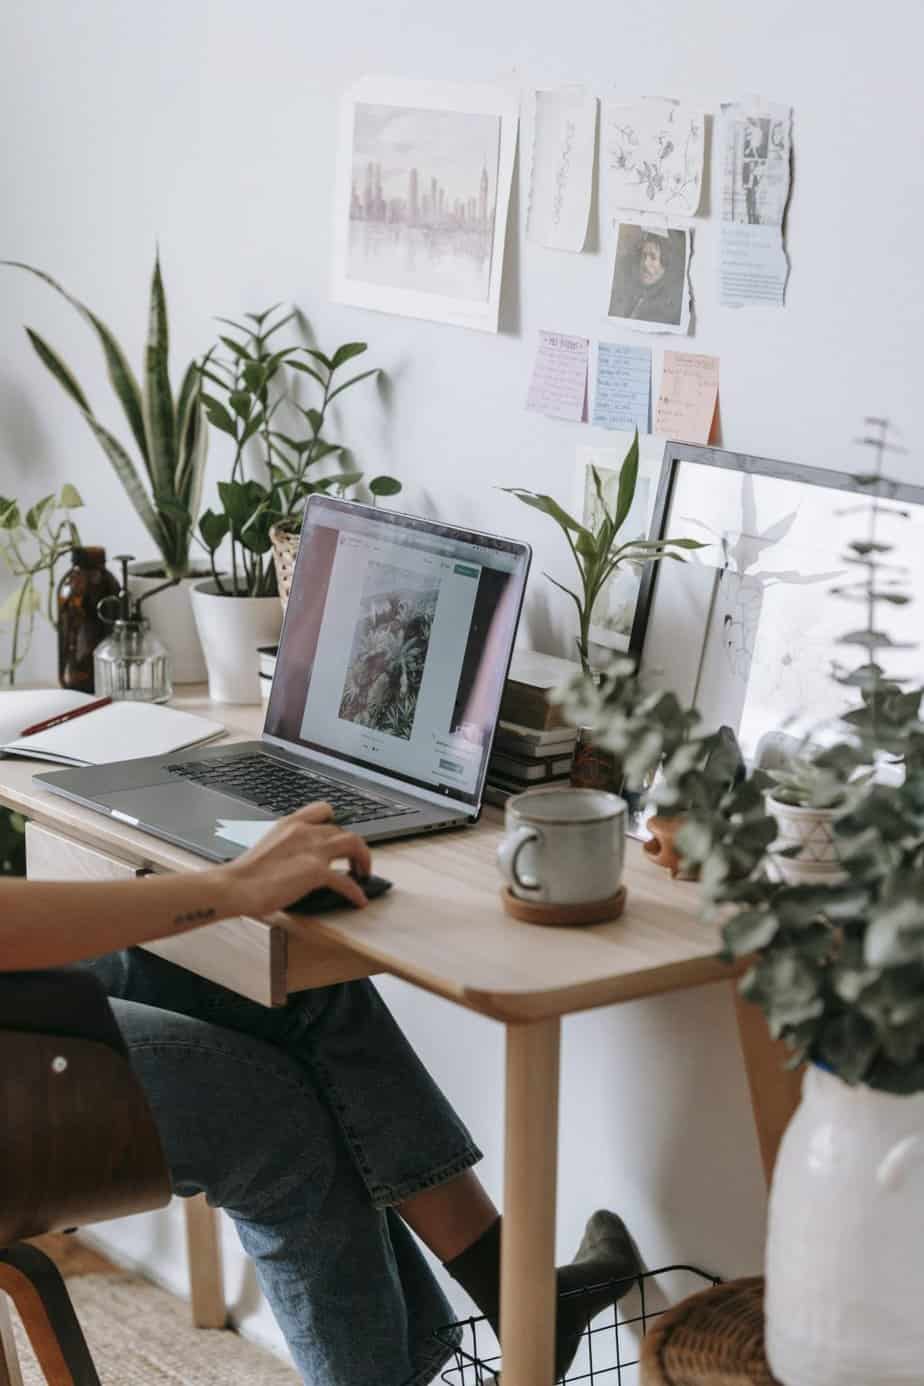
[
  {"x1": 606, "y1": 101, "x2": 704, "y2": 216},
  {"x1": 348, "y1": 103, "x2": 501, "y2": 302},
  {"x1": 339, "y1": 563, "x2": 438, "y2": 741}
]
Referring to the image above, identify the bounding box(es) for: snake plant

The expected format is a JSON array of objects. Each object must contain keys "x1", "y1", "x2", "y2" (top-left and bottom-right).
[{"x1": 3, "y1": 255, "x2": 208, "y2": 579}]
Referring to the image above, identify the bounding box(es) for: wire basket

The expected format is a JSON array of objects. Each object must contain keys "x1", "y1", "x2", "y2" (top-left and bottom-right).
[{"x1": 435, "y1": 1264, "x2": 721, "y2": 1386}]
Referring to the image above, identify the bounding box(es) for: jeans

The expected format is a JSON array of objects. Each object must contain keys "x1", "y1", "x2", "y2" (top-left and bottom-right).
[{"x1": 84, "y1": 949, "x2": 481, "y2": 1386}]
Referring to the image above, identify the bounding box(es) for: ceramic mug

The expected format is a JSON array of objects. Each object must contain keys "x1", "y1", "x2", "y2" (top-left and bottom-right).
[{"x1": 497, "y1": 787, "x2": 626, "y2": 904}]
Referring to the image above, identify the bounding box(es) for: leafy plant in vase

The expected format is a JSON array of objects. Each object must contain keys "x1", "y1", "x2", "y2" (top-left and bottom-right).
[
  {"x1": 3, "y1": 256, "x2": 210, "y2": 681},
  {"x1": 671, "y1": 420, "x2": 924, "y2": 1386},
  {"x1": 503, "y1": 432, "x2": 702, "y2": 789},
  {"x1": 0, "y1": 486, "x2": 83, "y2": 686},
  {"x1": 193, "y1": 306, "x2": 401, "y2": 702}
]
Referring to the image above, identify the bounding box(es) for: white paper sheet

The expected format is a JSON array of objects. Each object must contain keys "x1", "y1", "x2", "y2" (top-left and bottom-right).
[
  {"x1": 526, "y1": 330, "x2": 589, "y2": 421},
  {"x1": 718, "y1": 99, "x2": 792, "y2": 307},
  {"x1": 331, "y1": 77, "x2": 519, "y2": 333},
  {"x1": 604, "y1": 98, "x2": 705, "y2": 218},
  {"x1": 654, "y1": 351, "x2": 719, "y2": 444},
  {"x1": 526, "y1": 86, "x2": 597, "y2": 252},
  {"x1": 606, "y1": 222, "x2": 691, "y2": 335},
  {"x1": 592, "y1": 342, "x2": 651, "y2": 431}
]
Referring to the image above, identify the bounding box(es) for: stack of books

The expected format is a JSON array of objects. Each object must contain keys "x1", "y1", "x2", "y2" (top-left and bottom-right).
[{"x1": 484, "y1": 651, "x2": 580, "y2": 807}]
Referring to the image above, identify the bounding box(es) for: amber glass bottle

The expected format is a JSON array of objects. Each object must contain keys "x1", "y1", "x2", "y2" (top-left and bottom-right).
[{"x1": 57, "y1": 547, "x2": 120, "y2": 692}]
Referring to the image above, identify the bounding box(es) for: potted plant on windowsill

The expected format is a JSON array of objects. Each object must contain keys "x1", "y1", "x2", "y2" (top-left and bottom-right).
[
  {"x1": 668, "y1": 420, "x2": 924, "y2": 1386},
  {"x1": 3, "y1": 256, "x2": 211, "y2": 683}
]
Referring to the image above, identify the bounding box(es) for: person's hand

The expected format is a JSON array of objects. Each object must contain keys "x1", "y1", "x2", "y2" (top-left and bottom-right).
[{"x1": 215, "y1": 803, "x2": 372, "y2": 916}]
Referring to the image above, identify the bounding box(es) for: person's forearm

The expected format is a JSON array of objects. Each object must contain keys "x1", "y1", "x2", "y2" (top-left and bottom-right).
[{"x1": 0, "y1": 870, "x2": 238, "y2": 971}]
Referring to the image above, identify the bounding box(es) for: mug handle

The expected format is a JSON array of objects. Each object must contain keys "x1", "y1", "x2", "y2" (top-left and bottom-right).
[{"x1": 497, "y1": 825, "x2": 542, "y2": 893}]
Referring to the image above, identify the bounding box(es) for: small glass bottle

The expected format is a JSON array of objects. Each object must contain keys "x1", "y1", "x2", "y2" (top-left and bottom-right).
[
  {"x1": 93, "y1": 556, "x2": 173, "y2": 704},
  {"x1": 57, "y1": 547, "x2": 120, "y2": 693}
]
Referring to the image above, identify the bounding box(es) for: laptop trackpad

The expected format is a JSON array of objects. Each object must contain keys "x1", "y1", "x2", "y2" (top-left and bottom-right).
[{"x1": 99, "y1": 783, "x2": 276, "y2": 848}]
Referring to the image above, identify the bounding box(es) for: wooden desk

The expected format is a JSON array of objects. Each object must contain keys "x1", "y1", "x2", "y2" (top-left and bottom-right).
[{"x1": 0, "y1": 689, "x2": 801, "y2": 1386}]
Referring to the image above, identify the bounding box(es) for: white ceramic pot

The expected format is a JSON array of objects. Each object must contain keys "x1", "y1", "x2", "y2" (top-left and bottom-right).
[
  {"x1": 767, "y1": 794, "x2": 843, "y2": 885},
  {"x1": 766, "y1": 1065, "x2": 924, "y2": 1385},
  {"x1": 128, "y1": 563, "x2": 211, "y2": 685},
  {"x1": 190, "y1": 582, "x2": 283, "y2": 705}
]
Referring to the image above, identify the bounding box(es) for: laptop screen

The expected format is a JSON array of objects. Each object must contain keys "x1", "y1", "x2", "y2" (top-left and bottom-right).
[{"x1": 264, "y1": 496, "x2": 530, "y2": 808}]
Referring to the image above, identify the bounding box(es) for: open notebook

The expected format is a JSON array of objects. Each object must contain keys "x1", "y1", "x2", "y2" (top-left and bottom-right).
[{"x1": 0, "y1": 690, "x2": 226, "y2": 767}]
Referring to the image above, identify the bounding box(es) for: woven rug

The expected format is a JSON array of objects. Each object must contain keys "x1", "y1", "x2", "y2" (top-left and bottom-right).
[{"x1": 9, "y1": 1236, "x2": 300, "y2": 1385}]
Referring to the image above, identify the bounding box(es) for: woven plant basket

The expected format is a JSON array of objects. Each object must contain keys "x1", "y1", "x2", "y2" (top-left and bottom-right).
[
  {"x1": 640, "y1": 1277, "x2": 779, "y2": 1385},
  {"x1": 270, "y1": 520, "x2": 301, "y2": 610}
]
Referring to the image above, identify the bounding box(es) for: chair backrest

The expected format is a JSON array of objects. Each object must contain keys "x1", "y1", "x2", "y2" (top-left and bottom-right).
[{"x1": 0, "y1": 971, "x2": 171, "y2": 1245}]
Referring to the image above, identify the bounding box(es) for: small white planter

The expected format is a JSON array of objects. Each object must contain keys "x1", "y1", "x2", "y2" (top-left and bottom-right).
[
  {"x1": 767, "y1": 794, "x2": 843, "y2": 886},
  {"x1": 766, "y1": 1065, "x2": 924, "y2": 1385},
  {"x1": 190, "y1": 581, "x2": 283, "y2": 705},
  {"x1": 128, "y1": 563, "x2": 211, "y2": 685}
]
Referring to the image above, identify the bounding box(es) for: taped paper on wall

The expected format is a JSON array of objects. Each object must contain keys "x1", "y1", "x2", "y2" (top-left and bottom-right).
[
  {"x1": 654, "y1": 351, "x2": 719, "y2": 444},
  {"x1": 526, "y1": 86, "x2": 597, "y2": 252},
  {"x1": 603, "y1": 97, "x2": 705, "y2": 219},
  {"x1": 592, "y1": 342, "x2": 651, "y2": 431},
  {"x1": 526, "y1": 330, "x2": 589, "y2": 422},
  {"x1": 718, "y1": 99, "x2": 792, "y2": 307},
  {"x1": 607, "y1": 222, "x2": 691, "y2": 335}
]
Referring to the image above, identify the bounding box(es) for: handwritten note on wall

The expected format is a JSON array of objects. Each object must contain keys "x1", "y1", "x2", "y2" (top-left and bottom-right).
[
  {"x1": 592, "y1": 343, "x2": 651, "y2": 431},
  {"x1": 526, "y1": 331, "x2": 589, "y2": 422},
  {"x1": 526, "y1": 87, "x2": 598, "y2": 252},
  {"x1": 654, "y1": 351, "x2": 719, "y2": 444}
]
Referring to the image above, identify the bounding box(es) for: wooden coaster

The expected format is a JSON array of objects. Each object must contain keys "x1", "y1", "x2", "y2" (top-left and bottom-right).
[{"x1": 500, "y1": 884, "x2": 627, "y2": 926}]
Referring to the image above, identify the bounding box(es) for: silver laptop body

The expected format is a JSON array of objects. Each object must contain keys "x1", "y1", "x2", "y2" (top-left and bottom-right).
[{"x1": 35, "y1": 496, "x2": 531, "y2": 863}]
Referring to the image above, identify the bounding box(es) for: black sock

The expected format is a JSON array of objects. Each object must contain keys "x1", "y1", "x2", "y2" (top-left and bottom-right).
[{"x1": 444, "y1": 1210, "x2": 641, "y2": 1381}]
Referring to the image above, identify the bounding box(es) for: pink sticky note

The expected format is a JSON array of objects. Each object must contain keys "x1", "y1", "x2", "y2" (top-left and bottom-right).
[
  {"x1": 526, "y1": 330, "x2": 589, "y2": 422},
  {"x1": 654, "y1": 351, "x2": 719, "y2": 444}
]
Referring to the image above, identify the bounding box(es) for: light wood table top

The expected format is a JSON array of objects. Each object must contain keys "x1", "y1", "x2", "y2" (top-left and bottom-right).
[{"x1": 0, "y1": 687, "x2": 734, "y2": 1023}]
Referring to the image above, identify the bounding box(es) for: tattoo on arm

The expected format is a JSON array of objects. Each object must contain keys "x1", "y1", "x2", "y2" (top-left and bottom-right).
[{"x1": 172, "y1": 907, "x2": 217, "y2": 928}]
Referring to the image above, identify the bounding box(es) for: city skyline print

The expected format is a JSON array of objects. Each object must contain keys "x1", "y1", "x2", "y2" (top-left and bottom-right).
[{"x1": 347, "y1": 103, "x2": 501, "y2": 302}]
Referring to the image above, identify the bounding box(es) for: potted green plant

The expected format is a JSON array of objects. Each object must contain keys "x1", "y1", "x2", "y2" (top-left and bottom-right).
[
  {"x1": 3, "y1": 257, "x2": 210, "y2": 682},
  {"x1": 199, "y1": 304, "x2": 401, "y2": 609},
  {"x1": 0, "y1": 486, "x2": 83, "y2": 686},
  {"x1": 192, "y1": 306, "x2": 401, "y2": 702},
  {"x1": 502, "y1": 431, "x2": 702, "y2": 676},
  {"x1": 669, "y1": 422, "x2": 924, "y2": 1386}
]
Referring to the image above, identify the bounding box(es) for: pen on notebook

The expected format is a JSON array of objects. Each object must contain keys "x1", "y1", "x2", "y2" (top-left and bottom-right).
[{"x1": 19, "y1": 696, "x2": 112, "y2": 738}]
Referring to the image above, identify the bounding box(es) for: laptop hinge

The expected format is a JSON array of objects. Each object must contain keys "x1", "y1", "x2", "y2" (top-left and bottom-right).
[{"x1": 260, "y1": 732, "x2": 478, "y2": 816}]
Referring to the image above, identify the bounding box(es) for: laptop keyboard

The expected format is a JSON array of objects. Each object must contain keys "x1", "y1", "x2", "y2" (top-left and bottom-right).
[{"x1": 166, "y1": 753, "x2": 411, "y2": 825}]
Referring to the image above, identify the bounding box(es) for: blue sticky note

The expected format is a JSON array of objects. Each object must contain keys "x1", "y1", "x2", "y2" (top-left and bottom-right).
[{"x1": 592, "y1": 342, "x2": 651, "y2": 432}]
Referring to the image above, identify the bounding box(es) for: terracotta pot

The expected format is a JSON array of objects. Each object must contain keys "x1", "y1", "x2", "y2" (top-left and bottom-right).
[{"x1": 642, "y1": 814, "x2": 697, "y2": 879}]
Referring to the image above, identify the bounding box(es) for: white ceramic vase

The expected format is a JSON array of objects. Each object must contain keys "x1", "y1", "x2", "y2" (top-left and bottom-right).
[
  {"x1": 766, "y1": 1065, "x2": 924, "y2": 1385},
  {"x1": 128, "y1": 563, "x2": 211, "y2": 685},
  {"x1": 190, "y1": 581, "x2": 283, "y2": 705},
  {"x1": 767, "y1": 794, "x2": 843, "y2": 886}
]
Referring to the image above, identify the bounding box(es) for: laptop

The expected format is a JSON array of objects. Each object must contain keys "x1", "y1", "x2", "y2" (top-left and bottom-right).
[{"x1": 35, "y1": 496, "x2": 531, "y2": 862}]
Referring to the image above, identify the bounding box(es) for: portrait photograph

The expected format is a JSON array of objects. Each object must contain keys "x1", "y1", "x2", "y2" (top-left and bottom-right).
[{"x1": 606, "y1": 223, "x2": 690, "y2": 334}]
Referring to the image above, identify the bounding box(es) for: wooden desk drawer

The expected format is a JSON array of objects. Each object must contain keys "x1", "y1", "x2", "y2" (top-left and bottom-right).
[{"x1": 25, "y1": 822, "x2": 284, "y2": 1007}]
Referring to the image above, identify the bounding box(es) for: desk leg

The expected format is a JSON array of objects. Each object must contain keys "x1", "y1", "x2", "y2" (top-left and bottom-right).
[
  {"x1": 184, "y1": 1196, "x2": 227, "y2": 1329},
  {"x1": 501, "y1": 1018, "x2": 561, "y2": 1386},
  {"x1": 732, "y1": 983, "x2": 803, "y2": 1187}
]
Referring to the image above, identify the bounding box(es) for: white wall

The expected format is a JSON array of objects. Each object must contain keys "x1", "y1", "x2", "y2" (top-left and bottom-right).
[{"x1": 3, "y1": 0, "x2": 922, "y2": 1366}]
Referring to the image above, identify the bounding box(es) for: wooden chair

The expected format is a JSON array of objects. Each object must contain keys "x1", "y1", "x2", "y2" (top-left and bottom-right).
[{"x1": 0, "y1": 969, "x2": 172, "y2": 1385}]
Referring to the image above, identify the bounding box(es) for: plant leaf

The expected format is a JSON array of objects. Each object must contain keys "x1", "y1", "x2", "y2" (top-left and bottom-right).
[
  {"x1": 58, "y1": 483, "x2": 83, "y2": 509},
  {"x1": 501, "y1": 488, "x2": 591, "y2": 541},
  {"x1": 327, "y1": 367, "x2": 380, "y2": 405},
  {"x1": 287, "y1": 360, "x2": 326, "y2": 387},
  {"x1": 24, "y1": 329, "x2": 91, "y2": 412},
  {"x1": 330, "y1": 342, "x2": 368, "y2": 371},
  {"x1": 3, "y1": 260, "x2": 148, "y2": 464},
  {"x1": 611, "y1": 431, "x2": 640, "y2": 535},
  {"x1": 81, "y1": 410, "x2": 164, "y2": 552},
  {"x1": 369, "y1": 475, "x2": 402, "y2": 497},
  {"x1": 141, "y1": 253, "x2": 176, "y2": 497}
]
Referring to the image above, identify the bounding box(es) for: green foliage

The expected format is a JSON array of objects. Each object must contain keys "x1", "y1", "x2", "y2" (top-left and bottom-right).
[
  {"x1": 678, "y1": 420, "x2": 924, "y2": 1093},
  {"x1": 197, "y1": 305, "x2": 401, "y2": 597},
  {"x1": 502, "y1": 432, "x2": 704, "y2": 673},
  {"x1": 3, "y1": 257, "x2": 208, "y2": 579},
  {"x1": 0, "y1": 484, "x2": 83, "y2": 684}
]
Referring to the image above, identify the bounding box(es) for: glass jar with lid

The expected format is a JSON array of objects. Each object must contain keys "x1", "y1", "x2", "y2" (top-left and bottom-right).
[{"x1": 93, "y1": 556, "x2": 174, "y2": 703}]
